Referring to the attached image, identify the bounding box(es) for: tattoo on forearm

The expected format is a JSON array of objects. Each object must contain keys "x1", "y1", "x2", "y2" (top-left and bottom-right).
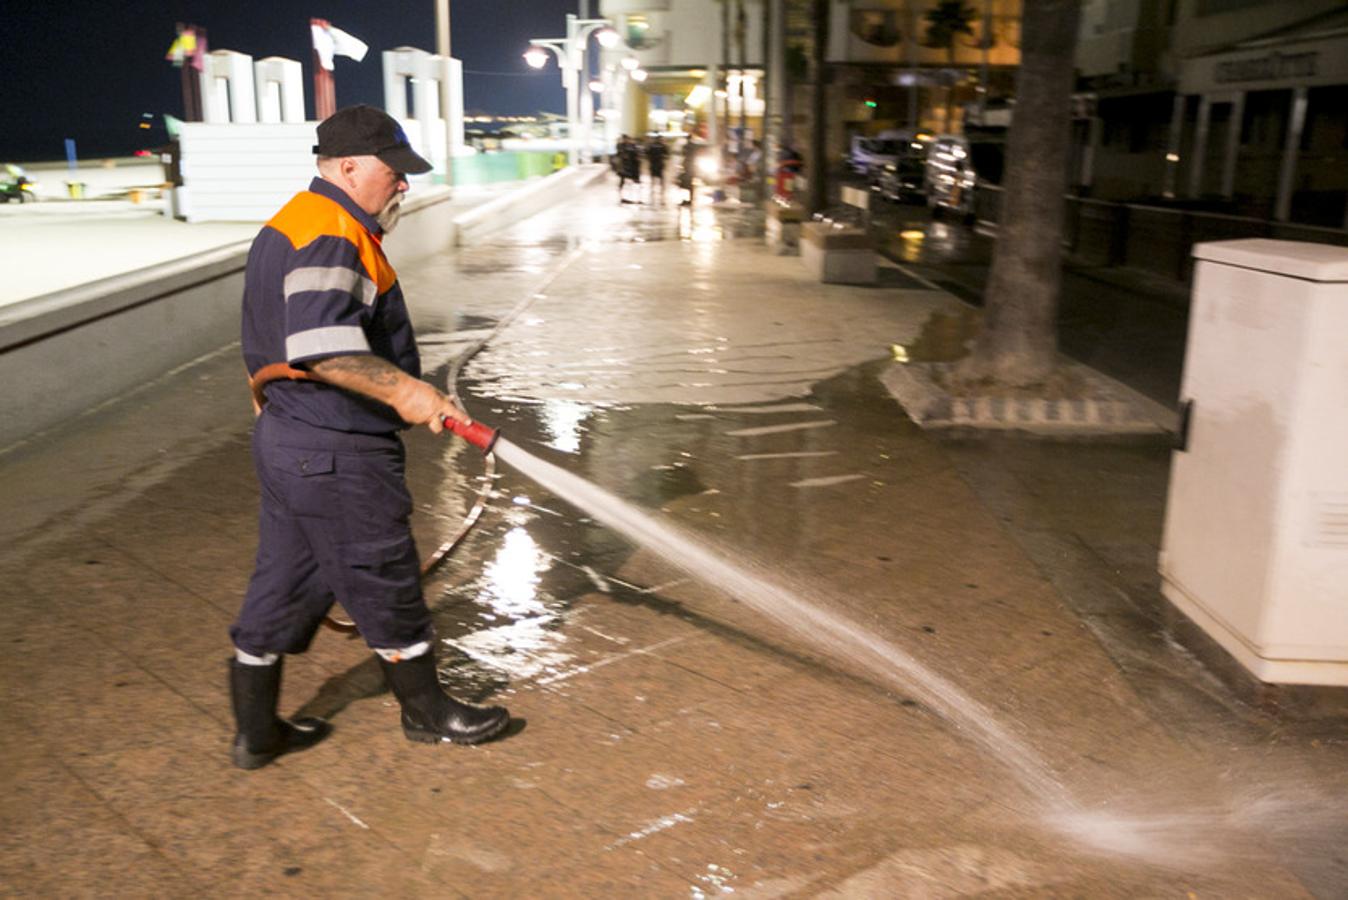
[{"x1": 312, "y1": 355, "x2": 401, "y2": 387}]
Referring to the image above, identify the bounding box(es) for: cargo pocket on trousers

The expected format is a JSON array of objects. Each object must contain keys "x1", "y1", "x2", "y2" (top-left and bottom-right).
[
  {"x1": 272, "y1": 446, "x2": 337, "y2": 518},
  {"x1": 344, "y1": 535, "x2": 421, "y2": 600}
]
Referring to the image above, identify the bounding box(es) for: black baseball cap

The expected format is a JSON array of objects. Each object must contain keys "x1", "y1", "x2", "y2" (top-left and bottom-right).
[{"x1": 313, "y1": 104, "x2": 432, "y2": 175}]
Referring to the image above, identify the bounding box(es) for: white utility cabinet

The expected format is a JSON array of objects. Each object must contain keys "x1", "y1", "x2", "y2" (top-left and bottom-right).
[{"x1": 1160, "y1": 239, "x2": 1348, "y2": 685}]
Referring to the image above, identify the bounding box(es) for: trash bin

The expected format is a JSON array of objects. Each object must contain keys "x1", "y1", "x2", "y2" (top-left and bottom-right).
[
  {"x1": 65, "y1": 181, "x2": 86, "y2": 199},
  {"x1": 1159, "y1": 238, "x2": 1348, "y2": 686}
]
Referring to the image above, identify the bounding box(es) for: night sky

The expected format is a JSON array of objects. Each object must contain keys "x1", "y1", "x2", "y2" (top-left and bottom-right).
[{"x1": 3, "y1": 0, "x2": 579, "y2": 162}]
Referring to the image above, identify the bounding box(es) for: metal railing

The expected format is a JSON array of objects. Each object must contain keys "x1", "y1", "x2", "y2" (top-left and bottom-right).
[{"x1": 974, "y1": 183, "x2": 1348, "y2": 283}]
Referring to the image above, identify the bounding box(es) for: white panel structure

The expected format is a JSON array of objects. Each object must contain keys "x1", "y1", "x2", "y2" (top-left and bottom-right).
[
  {"x1": 176, "y1": 123, "x2": 316, "y2": 222},
  {"x1": 200, "y1": 50, "x2": 258, "y2": 124},
  {"x1": 1160, "y1": 239, "x2": 1348, "y2": 685},
  {"x1": 254, "y1": 57, "x2": 305, "y2": 124},
  {"x1": 382, "y1": 47, "x2": 465, "y2": 176}
]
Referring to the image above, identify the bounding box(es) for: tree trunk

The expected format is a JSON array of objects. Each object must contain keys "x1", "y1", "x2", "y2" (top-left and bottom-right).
[{"x1": 957, "y1": 0, "x2": 1080, "y2": 386}]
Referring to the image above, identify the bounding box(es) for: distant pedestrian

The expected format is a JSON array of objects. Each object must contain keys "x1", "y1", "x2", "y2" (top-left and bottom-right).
[
  {"x1": 617, "y1": 135, "x2": 641, "y2": 204},
  {"x1": 678, "y1": 138, "x2": 702, "y2": 207},
  {"x1": 232, "y1": 105, "x2": 510, "y2": 770},
  {"x1": 646, "y1": 135, "x2": 669, "y2": 205}
]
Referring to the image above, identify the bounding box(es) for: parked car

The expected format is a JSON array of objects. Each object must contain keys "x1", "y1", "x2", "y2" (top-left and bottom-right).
[
  {"x1": 1, "y1": 163, "x2": 36, "y2": 203},
  {"x1": 875, "y1": 151, "x2": 929, "y2": 203},
  {"x1": 846, "y1": 129, "x2": 925, "y2": 180},
  {"x1": 924, "y1": 134, "x2": 1005, "y2": 221}
]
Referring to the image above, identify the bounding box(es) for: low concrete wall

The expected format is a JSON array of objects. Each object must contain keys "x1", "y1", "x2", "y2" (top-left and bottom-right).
[
  {"x1": 0, "y1": 244, "x2": 251, "y2": 448},
  {"x1": 0, "y1": 172, "x2": 594, "y2": 448},
  {"x1": 383, "y1": 185, "x2": 456, "y2": 269}
]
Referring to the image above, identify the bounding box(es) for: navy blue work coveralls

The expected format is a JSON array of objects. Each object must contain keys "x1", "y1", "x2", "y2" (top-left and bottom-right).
[{"x1": 231, "y1": 177, "x2": 433, "y2": 656}]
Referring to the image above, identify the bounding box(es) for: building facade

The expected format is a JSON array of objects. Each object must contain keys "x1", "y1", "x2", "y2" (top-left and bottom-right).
[
  {"x1": 598, "y1": 0, "x2": 1024, "y2": 173},
  {"x1": 597, "y1": 0, "x2": 767, "y2": 145},
  {"x1": 1074, "y1": 0, "x2": 1348, "y2": 227}
]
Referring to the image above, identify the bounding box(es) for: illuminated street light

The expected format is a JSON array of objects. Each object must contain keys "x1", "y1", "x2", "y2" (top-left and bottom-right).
[
  {"x1": 523, "y1": 15, "x2": 616, "y2": 166},
  {"x1": 631, "y1": 69, "x2": 648, "y2": 83},
  {"x1": 621, "y1": 56, "x2": 639, "y2": 71},
  {"x1": 588, "y1": 79, "x2": 605, "y2": 93},
  {"x1": 595, "y1": 27, "x2": 620, "y2": 49},
  {"x1": 523, "y1": 46, "x2": 550, "y2": 69}
]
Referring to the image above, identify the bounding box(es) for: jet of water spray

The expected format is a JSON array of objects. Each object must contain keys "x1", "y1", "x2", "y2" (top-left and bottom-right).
[{"x1": 491, "y1": 437, "x2": 1074, "y2": 811}]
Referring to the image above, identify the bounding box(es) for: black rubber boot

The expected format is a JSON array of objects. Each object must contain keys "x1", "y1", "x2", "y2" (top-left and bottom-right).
[
  {"x1": 378, "y1": 653, "x2": 510, "y2": 745},
  {"x1": 228, "y1": 657, "x2": 331, "y2": 770}
]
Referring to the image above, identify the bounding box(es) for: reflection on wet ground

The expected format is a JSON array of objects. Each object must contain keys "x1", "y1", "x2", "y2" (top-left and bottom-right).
[
  {"x1": 892, "y1": 307, "x2": 983, "y2": 363},
  {"x1": 418, "y1": 192, "x2": 777, "y2": 698},
  {"x1": 413, "y1": 191, "x2": 988, "y2": 703},
  {"x1": 451, "y1": 193, "x2": 764, "y2": 281},
  {"x1": 429, "y1": 365, "x2": 937, "y2": 713},
  {"x1": 425, "y1": 395, "x2": 708, "y2": 699},
  {"x1": 866, "y1": 190, "x2": 1192, "y2": 407},
  {"x1": 875, "y1": 201, "x2": 984, "y2": 267}
]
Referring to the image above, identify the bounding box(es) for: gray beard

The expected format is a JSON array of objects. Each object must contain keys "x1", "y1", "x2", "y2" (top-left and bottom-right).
[{"x1": 377, "y1": 196, "x2": 403, "y2": 233}]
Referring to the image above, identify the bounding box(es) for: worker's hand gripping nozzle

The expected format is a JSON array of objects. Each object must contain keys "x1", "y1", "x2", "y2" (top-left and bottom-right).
[{"x1": 445, "y1": 417, "x2": 500, "y2": 454}]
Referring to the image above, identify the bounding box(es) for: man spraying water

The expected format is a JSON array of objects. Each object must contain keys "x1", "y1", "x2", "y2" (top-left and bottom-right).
[{"x1": 230, "y1": 105, "x2": 509, "y2": 770}]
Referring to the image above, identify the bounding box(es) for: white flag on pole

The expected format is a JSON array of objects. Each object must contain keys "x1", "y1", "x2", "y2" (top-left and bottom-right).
[{"x1": 311, "y1": 22, "x2": 369, "y2": 71}]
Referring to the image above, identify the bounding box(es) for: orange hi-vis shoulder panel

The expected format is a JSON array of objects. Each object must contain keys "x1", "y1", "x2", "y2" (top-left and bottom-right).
[{"x1": 266, "y1": 191, "x2": 398, "y2": 296}]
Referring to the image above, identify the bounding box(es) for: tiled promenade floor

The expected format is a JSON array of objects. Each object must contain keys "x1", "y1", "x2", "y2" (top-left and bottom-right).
[{"x1": 2, "y1": 186, "x2": 1344, "y2": 897}]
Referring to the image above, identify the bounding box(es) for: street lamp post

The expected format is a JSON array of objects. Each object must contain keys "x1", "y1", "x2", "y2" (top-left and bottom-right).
[
  {"x1": 525, "y1": 15, "x2": 616, "y2": 166},
  {"x1": 435, "y1": 0, "x2": 453, "y2": 189}
]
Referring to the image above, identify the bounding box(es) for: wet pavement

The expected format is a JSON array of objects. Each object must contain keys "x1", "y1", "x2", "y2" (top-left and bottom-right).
[
  {"x1": 2, "y1": 179, "x2": 1346, "y2": 897},
  {"x1": 867, "y1": 193, "x2": 1192, "y2": 409}
]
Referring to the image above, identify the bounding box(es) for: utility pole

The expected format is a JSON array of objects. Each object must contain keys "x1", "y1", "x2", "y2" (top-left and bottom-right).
[
  {"x1": 435, "y1": 0, "x2": 453, "y2": 189},
  {"x1": 737, "y1": 0, "x2": 748, "y2": 146},
  {"x1": 807, "y1": 0, "x2": 828, "y2": 214},
  {"x1": 763, "y1": 0, "x2": 778, "y2": 195},
  {"x1": 721, "y1": 0, "x2": 731, "y2": 166},
  {"x1": 580, "y1": 0, "x2": 591, "y2": 163}
]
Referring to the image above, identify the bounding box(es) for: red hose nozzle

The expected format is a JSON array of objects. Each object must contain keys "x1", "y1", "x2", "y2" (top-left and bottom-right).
[{"x1": 444, "y1": 417, "x2": 500, "y2": 454}]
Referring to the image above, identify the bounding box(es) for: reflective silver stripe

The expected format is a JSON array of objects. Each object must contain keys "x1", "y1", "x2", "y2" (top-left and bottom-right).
[
  {"x1": 235, "y1": 649, "x2": 279, "y2": 666},
  {"x1": 374, "y1": 641, "x2": 432, "y2": 662},
  {"x1": 284, "y1": 266, "x2": 378, "y2": 306},
  {"x1": 285, "y1": 326, "x2": 370, "y2": 360}
]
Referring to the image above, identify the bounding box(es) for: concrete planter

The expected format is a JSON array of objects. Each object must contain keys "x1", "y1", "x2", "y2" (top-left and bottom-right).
[
  {"x1": 800, "y1": 221, "x2": 876, "y2": 284},
  {"x1": 764, "y1": 201, "x2": 804, "y2": 256}
]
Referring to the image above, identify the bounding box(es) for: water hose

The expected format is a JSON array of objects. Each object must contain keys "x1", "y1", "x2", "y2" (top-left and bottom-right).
[
  {"x1": 248, "y1": 241, "x2": 585, "y2": 634},
  {"x1": 247, "y1": 365, "x2": 502, "y2": 634}
]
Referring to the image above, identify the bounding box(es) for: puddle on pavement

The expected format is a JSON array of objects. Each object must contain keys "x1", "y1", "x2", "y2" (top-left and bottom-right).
[
  {"x1": 891, "y1": 308, "x2": 981, "y2": 363},
  {"x1": 421, "y1": 387, "x2": 720, "y2": 699},
  {"x1": 878, "y1": 211, "x2": 981, "y2": 265},
  {"x1": 403, "y1": 195, "x2": 1348, "y2": 878},
  {"x1": 422, "y1": 356, "x2": 1331, "y2": 877}
]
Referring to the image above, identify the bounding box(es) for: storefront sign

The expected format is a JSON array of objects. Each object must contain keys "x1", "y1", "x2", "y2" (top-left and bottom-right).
[
  {"x1": 1215, "y1": 51, "x2": 1318, "y2": 85},
  {"x1": 1181, "y1": 34, "x2": 1348, "y2": 94}
]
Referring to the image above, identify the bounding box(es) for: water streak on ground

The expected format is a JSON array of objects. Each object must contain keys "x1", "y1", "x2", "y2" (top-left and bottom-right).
[
  {"x1": 490, "y1": 435, "x2": 1307, "y2": 869},
  {"x1": 490, "y1": 436, "x2": 1074, "y2": 811}
]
